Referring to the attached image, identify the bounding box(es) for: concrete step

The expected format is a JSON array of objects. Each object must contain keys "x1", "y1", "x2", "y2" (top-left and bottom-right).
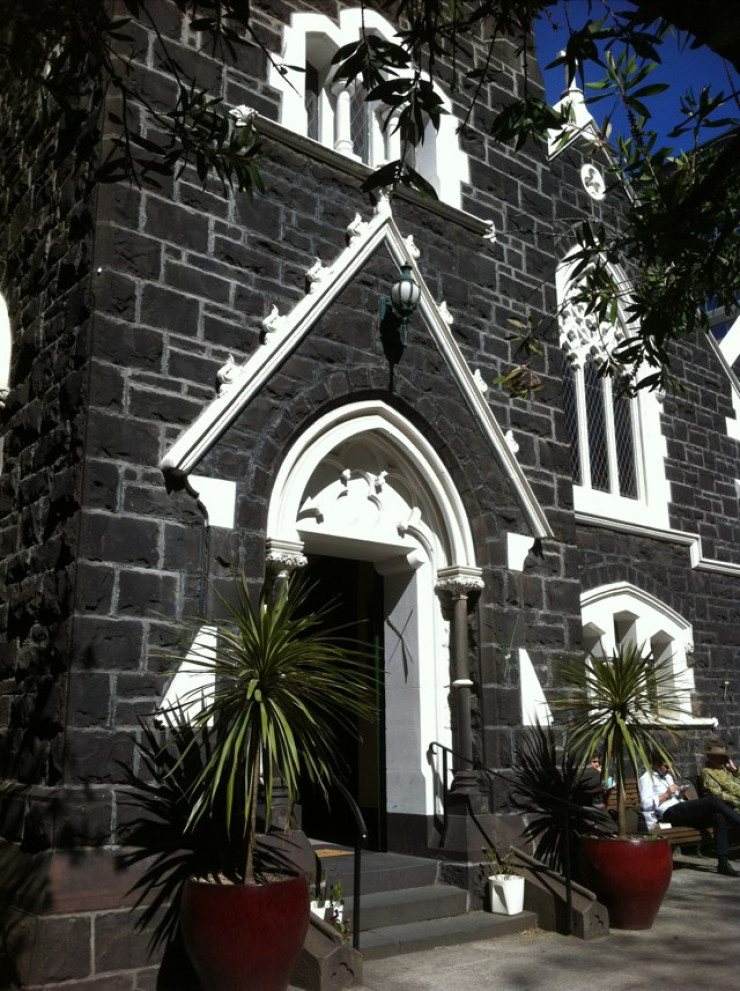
[
  {"x1": 317, "y1": 850, "x2": 439, "y2": 896},
  {"x1": 357, "y1": 908, "x2": 538, "y2": 960},
  {"x1": 351, "y1": 884, "x2": 469, "y2": 930}
]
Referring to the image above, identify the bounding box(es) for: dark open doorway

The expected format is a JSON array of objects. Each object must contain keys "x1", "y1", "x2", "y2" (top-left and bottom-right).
[{"x1": 298, "y1": 555, "x2": 386, "y2": 850}]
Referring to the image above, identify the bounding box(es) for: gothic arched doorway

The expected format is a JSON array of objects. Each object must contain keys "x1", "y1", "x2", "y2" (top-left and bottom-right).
[{"x1": 266, "y1": 401, "x2": 482, "y2": 853}]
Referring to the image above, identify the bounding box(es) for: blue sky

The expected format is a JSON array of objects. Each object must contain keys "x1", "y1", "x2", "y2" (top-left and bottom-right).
[{"x1": 533, "y1": 1, "x2": 739, "y2": 150}]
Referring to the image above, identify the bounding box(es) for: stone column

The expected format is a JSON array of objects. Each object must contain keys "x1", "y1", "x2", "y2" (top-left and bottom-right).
[
  {"x1": 332, "y1": 81, "x2": 355, "y2": 156},
  {"x1": 435, "y1": 566, "x2": 484, "y2": 796},
  {"x1": 264, "y1": 538, "x2": 308, "y2": 832}
]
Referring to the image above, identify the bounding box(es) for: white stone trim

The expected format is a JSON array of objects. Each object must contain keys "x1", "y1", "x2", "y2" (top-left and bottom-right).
[
  {"x1": 576, "y1": 513, "x2": 740, "y2": 578},
  {"x1": 269, "y1": 9, "x2": 469, "y2": 209},
  {"x1": 557, "y1": 255, "x2": 671, "y2": 530},
  {"x1": 519, "y1": 648, "x2": 553, "y2": 726},
  {"x1": 506, "y1": 532, "x2": 534, "y2": 572},
  {"x1": 265, "y1": 409, "x2": 463, "y2": 820},
  {"x1": 267, "y1": 401, "x2": 479, "y2": 569},
  {"x1": 717, "y1": 311, "x2": 740, "y2": 366},
  {"x1": 708, "y1": 329, "x2": 740, "y2": 442},
  {"x1": 159, "y1": 624, "x2": 217, "y2": 723},
  {"x1": 581, "y1": 582, "x2": 715, "y2": 725},
  {"x1": 186, "y1": 475, "x2": 237, "y2": 529},
  {"x1": 161, "y1": 201, "x2": 551, "y2": 539},
  {"x1": 548, "y1": 82, "x2": 600, "y2": 158}
]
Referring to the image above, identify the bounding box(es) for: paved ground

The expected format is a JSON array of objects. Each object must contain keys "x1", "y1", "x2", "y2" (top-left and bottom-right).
[{"x1": 355, "y1": 861, "x2": 740, "y2": 991}]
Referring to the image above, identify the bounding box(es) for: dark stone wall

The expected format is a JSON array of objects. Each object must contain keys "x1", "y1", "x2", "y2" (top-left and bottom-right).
[
  {"x1": 0, "y1": 40, "x2": 102, "y2": 795},
  {"x1": 1, "y1": 2, "x2": 739, "y2": 986}
]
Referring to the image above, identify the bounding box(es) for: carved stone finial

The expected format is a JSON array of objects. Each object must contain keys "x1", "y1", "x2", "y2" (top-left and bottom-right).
[
  {"x1": 438, "y1": 301, "x2": 454, "y2": 326},
  {"x1": 306, "y1": 257, "x2": 326, "y2": 294},
  {"x1": 229, "y1": 105, "x2": 257, "y2": 128},
  {"x1": 262, "y1": 304, "x2": 285, "y2": 338},
  {"x1": 346, "y1": 213, "x2": 368, "y2": 244},
  {"x1": 473, "y1": 369, "x2": 488, "y2": 395},
  {"x1": 373, "y1": 470, "x2": 388, "y2": 492},
  {"x1": 374, "y1": 191, "x2": 393, "y2": 216},
  {"x1": 217, "y1": 355, "x2": 241, "y2": 395},
  {"x1": 504, "y1": 429, "x2": 519, "y2": 454},
  {"x1": 404, "y1": 235, "x2": 421, "y2": 260}
]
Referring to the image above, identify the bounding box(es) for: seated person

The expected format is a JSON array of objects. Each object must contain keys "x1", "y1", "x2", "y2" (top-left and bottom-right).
[
  {"x1": 587, "y1": 751, "x2": 614, "y2": 808},
  {"x1": 702, "y1": 741, "x2": 740, "y2": 811},
  {"x1": 639, "y1": 750, "x2": 740, "y2": 877}
]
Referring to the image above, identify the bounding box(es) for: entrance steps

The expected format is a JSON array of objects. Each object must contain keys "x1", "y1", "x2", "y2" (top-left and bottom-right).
[{"x1": 313, "y1": 847, "x2": 537, "y2": 960}]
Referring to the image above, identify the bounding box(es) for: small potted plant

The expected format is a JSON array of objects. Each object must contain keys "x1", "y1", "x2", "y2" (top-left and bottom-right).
[
  {"x1": 330, "y1": 880, "x2": 345, "y2": 926},
  {"x1": 310, "y1": 878, "x2": 332, "y2": 922},
  {"x1": 552, "y1": 642, "x2": 685, "y2": 930},
  {"x1": 482, "y1": 847, "x2": 525, "y2": 915}
]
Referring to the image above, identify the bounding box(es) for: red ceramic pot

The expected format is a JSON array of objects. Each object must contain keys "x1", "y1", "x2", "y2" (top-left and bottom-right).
[
  {"x1": 579, "y1": 835, "x2": 673, "y2": 930},
  {"x1": 180, "y1": 874, "x2": 310, "y2": 991}
]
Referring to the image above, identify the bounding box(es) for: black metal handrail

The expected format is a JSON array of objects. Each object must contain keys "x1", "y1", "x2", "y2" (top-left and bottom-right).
[
  {"x1": 427, "y1": 740, "x2": 483, "y2": 842},
  {"x1": 336, "y1": 782, "x2": 368, "y2": 951}
]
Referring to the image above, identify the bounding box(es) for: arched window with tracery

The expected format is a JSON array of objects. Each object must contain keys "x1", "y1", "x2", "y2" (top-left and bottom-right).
[
  {"x1": 270, "y1": 9, "x2": 469, "y2": 210},
  {"x1": 581, "y1": 583, "x2": 716, "y2": 728},
  {"x1": 557, "y1": 257, "x2": 670, "y2": 529}
]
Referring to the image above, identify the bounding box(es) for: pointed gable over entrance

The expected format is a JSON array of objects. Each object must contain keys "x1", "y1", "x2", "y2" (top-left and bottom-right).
[{"x1": 161, "y1": 195, "x2": 552, "y2": 540}]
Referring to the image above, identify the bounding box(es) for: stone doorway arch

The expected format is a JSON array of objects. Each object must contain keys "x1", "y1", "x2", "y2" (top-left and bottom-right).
[{"x1": 265, "y1": 400, "x2": 483, "y2": 851}]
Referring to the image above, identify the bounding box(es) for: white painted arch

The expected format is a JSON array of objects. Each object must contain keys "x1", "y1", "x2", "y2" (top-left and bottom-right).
[
  {"x1": 267, "y1": 400, "x2": 478, "y2": 570},
  {"x1": 267, "y1": 399, "x2": 482, "y2": 824},
  {"x1": 581, "y1": 581, "x2": 716, "y2": 727}
]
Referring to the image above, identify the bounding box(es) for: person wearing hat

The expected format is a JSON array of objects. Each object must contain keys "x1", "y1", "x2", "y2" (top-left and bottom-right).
[
  {"x1": 702, "y1": 742, "x2": 740, "y2": 811},
  {"x1": 639, "y1": 749, "x2": 740, "y2": 877}
]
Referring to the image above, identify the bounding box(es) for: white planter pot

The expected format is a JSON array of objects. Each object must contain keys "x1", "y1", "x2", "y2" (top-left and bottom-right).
[
  {"x1": 488, "y1": 874, "x2": 525, "y2": 915},
  {"x1": 310, "y1": 899, "x2": 332, "y2": 922}
]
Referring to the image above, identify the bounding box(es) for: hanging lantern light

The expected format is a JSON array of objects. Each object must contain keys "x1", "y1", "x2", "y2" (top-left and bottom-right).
[{"x1": 378, "y1": 264, "x2": 421, "y2": 348}]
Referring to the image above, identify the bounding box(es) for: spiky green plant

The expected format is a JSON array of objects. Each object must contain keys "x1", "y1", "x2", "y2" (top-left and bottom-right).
[
  {"x1": 161, "y1": 574, "x2": 375, "y2": 884},
  {"x1": 551, "y1": 642, "x2": 686, "y2": 838},
  {"x1": 509, "y1": 723, "x2": 616, "y2": 873},
  {"x1": 120, "y1": 707, "x2": 245, "y2": 948}
]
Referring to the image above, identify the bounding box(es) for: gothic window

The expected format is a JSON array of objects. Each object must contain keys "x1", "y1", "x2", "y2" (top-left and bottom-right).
[
  {"x1": 557, "y1": 258, "x2": 670, "y2": 528},
  {"x1": 271, "y1": 9, "x2": 469, "y2": 210},
  {"x1": 581, "y1": 583, "x2": 716, "y2": 728},
  {"x1": 561, "y1": 354, "x2": 638, "y2": 499}
]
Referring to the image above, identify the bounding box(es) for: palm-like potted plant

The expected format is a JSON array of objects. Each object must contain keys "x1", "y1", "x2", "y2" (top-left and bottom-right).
[
  {"x1": 551, "y1": 641, "x2": 685, "y2": 930},
  {"x1": 509, "y1": 722, "x2": 616, "y2": 876},
  {"x1": 150, "y1": 574, "x2": 374, "y2": 991}
]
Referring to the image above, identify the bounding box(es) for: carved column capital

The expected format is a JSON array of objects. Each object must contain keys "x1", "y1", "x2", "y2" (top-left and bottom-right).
[
  {"x1": 435, "y1": 566, "x2": 484, "y2": 600},
  {"x1": 265, "y1": 539, "x2": 307, "y2": 584}
]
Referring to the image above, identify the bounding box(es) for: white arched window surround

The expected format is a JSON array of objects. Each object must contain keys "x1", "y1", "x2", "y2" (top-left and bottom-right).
[
  {"x1": 581, "y1": 582, "x2": 717, "y2": 728},
  {"x1": 557, "y1": 255, "x2": 670, "y2": 530},
  {"x1": 269, "y1": 9, "x2": 469, "y2": 210}
]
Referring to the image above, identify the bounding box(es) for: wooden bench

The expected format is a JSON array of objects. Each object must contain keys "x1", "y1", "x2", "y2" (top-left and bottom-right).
[{"x1": 606, "y1": 780, "x2": 711, "y2": 854}]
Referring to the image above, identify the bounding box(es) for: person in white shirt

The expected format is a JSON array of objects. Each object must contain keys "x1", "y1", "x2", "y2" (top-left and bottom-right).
[{"x1": 639, "y1": 750, "x2": 740, "y2": 877}]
